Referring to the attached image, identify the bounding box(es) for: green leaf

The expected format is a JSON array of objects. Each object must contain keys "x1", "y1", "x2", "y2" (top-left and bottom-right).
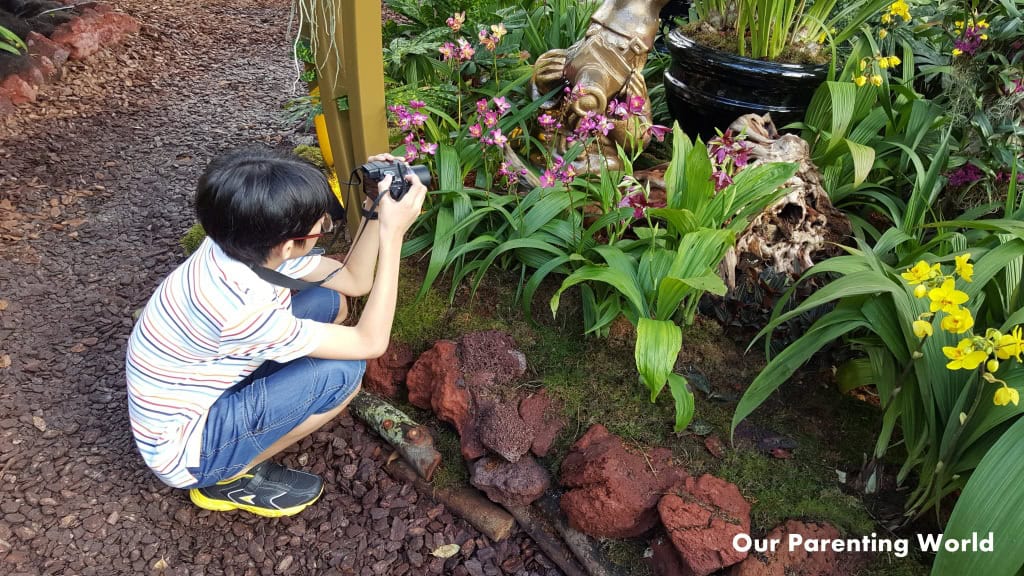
[
  {"x1": 667, "y1": 373, "x2": 695, "y2": 432},
  {"x1": 734, "y1": 307, "x2": 869, "y2": 439},
  {"x1": 636, "y1": 318, "x2": 682, "y2": 402},
  {"x1": 933, "y1": 416, "x2": 1024, "y2": 576},
  {"x1": 552, "y1": 264, "x2": 648, "y2": 319},
  {"x1": 845, "y1": 139, "x2": 875, "y2": 187}
]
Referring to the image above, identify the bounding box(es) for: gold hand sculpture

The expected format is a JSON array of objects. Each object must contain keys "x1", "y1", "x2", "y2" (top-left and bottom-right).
[{"x1": 531, "y1": 0, "x2": 670, "y2": 172}]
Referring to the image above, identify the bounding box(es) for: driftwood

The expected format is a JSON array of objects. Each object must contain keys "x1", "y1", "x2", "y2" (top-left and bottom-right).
[
  {"x1": 348, "y1": 393, "x2": 442, "y2": 482},
  {"x1": 533, "y1": 493, "x2": 624, "y2": 576},
  {"x1": 384, "y1": 459, "x2": 517, "y2": 542},
  {"x1": 720, "y1": 113, "x2": 852, "y2": 292},
  {"x1": 505, "y1": 503, "x2": 588, "y2": 576}
]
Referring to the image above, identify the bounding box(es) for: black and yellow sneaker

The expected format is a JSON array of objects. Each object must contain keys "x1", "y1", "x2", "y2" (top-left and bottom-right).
[{"x1": 189, "y1": 461, "x2": 324, "y2": 518}]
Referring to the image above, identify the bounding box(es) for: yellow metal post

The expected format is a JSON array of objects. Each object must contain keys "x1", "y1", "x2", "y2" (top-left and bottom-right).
[{"x1": 313, "y1": 0, "x2": 389, "y2": 237}]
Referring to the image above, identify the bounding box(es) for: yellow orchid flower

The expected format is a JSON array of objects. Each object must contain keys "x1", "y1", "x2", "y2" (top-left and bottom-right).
[
  {"x1": 913, "y1": 320, "x2": 933, "y2": 339},
  {"x1": 940, "y1": 307, "x2": 974, "y2": 334},
  {"x1": 888, "y1": 56, "x2": 901, "y2": 67},
  {"x1": 879, "y1": 58, "x2": 890, "y2": 69},
  {"x1": 902, "y1": 261, "x2": 934, "y2": 285},
  {"x1": 987, "y1": 359, "x2": 1000, "y2": 373},
  {"x1": 879, "y1": 29, "x2": 888, "y2": 39},
  {"x1": 994, "y1": 386, "x2": 1020, "y2": 407},
  {"x1": 854, "y1": 75, "x2": 868, "y2": 87},
  {"x1": 871, "y1": 75, "x2": 884, "y2": 86},
  {"x1": 954, "y1": 253, "x2": 973, "y2": 282},
  {"x1": 995, "y1": 326, "x2": 1024, "y2": 361},
  {"x1": 953, "y1": 48, "x2": 963, "y2": 57},
  {"x1": 929, "y1": 279, "x2": 969, "y2": 314},
  {"x1": 943, "y1": 339, "x2": 988, "y2": 370},
  {"x1": 914, "y1": 284, "x2": 928, "y2": 298}
]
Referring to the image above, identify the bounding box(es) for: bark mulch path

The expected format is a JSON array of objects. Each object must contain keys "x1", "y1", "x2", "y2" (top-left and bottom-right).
[{"x1": 0, "y1": 1, "x2": 560, "y2": 575}]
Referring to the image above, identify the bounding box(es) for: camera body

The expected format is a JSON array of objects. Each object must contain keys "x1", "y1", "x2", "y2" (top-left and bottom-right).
[{"x1": 359, "y1": 161, "x2": 432, "y2": 201}]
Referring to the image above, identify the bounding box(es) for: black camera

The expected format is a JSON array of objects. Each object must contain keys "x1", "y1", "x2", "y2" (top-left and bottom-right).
[{"x1": 359, "y1": 161, "x2": 432, "y2": 201}]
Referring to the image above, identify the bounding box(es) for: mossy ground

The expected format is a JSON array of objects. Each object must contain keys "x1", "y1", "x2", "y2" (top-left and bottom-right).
[{"x1": 382, "y1": 259, "x2": 931, "y2": 575}]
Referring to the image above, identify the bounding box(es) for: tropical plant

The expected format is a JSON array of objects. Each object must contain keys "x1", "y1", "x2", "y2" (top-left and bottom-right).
[
  {"x1": 688, "y1": 0, "x2": 891, "y2": 62},
  {"x1": 733, "y1": 213, "x2": 1024, "y2": 528},
  {"x1": 0, "y1": 24, "x2": 25, "y2": 55}
]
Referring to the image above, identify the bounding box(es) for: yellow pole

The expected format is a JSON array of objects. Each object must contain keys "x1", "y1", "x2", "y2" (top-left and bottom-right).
[{"x1": 314, "y1": 0, "x2": 389, "y2": 237}]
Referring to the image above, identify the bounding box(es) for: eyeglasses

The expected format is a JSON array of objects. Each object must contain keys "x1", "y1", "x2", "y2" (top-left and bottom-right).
[{"x1": 291, "y1": 213, "x2": 334, "y2": 242}]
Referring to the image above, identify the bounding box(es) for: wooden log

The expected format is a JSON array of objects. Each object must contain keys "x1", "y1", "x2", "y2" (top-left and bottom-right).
[
  {"x1": 349, "y1": 393, "x2": 441, "y2": 481},
  {"x1": 384, "y1": 459, "x2": 517, "y2": 542},
  {"x1": 534, "y1": 493, "x2": 624, "y2": 576},
  {"x1": 505, "y1": 504, "x2": 588, "y2": 576}
]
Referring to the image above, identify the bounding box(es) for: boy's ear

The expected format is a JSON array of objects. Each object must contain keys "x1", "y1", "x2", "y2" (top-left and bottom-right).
[{"x1": 268, "y1": 239, "x2": 295, "y2": 263}]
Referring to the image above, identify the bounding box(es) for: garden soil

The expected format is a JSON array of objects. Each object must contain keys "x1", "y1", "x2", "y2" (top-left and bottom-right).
[{"x1": 0, "y1": 1, "x2": 560, "y2": 574}]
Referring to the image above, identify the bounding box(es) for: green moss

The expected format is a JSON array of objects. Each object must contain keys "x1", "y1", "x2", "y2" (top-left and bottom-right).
[
  {"x1": 862, "y1": 552, "x2": 931, "y2": 576},
  {"x1": 604, "y1": 539, "x2": 653, "y2": 576},
  {"x1": 293, "y1": 145, "x2": 325, "y2": 168},
  {"x1": 430, "y1": 423, "x2": 470, "y2": 490},
  {"x1": 716, "y1": 448, "x2": 875, "y2": 535},
  {"x1": 180, "y1": 222, "x2": 206, "y2": 256}
]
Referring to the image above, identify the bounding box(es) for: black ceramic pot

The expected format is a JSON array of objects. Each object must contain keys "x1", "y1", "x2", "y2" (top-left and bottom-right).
[{"x1": 663, "y1": 29, "x2": 828, "y2": 140}]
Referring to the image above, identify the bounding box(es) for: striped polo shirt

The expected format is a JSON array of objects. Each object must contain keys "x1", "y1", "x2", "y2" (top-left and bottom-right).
[{"x1": 126, "y1": 237, "x2": 326, "y2": 488}]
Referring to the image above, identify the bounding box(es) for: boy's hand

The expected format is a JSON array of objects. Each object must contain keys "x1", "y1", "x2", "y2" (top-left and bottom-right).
[{"x1": 378, "y1": 171, "x2": 427, "y2": 238}]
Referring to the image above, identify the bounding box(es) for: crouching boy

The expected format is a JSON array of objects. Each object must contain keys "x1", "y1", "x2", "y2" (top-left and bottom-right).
[{"x1": 125, "y1": 147, "x2": 426, "y2": 517}]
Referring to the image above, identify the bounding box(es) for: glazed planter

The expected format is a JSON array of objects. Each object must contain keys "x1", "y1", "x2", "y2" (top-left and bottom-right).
[{"x1": 663, "y1": 29, "x2": 828, "y2": 140}]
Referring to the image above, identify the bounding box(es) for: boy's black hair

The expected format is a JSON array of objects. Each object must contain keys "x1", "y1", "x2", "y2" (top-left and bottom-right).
[{"x1": 195, "y1": 147, "x2": 333, "y2": 267}]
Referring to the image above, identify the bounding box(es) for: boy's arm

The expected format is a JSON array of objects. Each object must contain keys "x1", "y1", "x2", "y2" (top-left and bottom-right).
[
  {"x1": 308, "y1": 170, "x2": 426, "y2": 360},
  {"x1": 300, "y1": 209, "x2": 378, "y2": 297},
  {"x1": 301, "y1": 153, "x2": 404, "y2": 296}
]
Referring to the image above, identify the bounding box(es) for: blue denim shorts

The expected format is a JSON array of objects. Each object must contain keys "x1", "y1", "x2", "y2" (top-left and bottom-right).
[{"x1": 185, "y1": 287, "x2": 365, "y2": 488}]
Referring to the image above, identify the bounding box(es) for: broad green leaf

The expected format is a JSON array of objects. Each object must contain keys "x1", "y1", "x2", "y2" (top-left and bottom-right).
[
  {"x1": 552, "y1": 264, "x2": 648, "y2": 319},
  {"x1": 636, "y1": 318, "x2": 682, "y2": 402},
  {"x1": 667, "y1": 373, "x2": 695, "y2": 432},
  {"x1": 845, "y1": 139, "x2": 875, "y2": 186},
  {"x1": 933, "y1": 416, "x2": 1024, "y2": 576},
  {"x1": 734, "y1": 307, "x2": 869, "y2": 439}
]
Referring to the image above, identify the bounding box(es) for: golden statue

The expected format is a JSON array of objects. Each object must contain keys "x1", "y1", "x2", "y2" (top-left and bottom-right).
[{"x1": 531, "y1": 0, "x2": 670, "y2": 172}]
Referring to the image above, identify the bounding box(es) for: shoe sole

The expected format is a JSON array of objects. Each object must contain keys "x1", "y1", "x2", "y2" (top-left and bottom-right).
[{"x1": 188, "y1": 485, "x2": 323, "y2": 518}]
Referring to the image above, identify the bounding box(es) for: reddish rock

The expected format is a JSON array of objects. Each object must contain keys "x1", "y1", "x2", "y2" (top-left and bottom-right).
[
  {"x1": 518, "y1": 390, "x2": 563, "y2": 457},
  {"x1": 731, "y1": 521, "x2": 842, "y2": 576},
  {"x1": 0, "y1": 76, "x2": 37, "y2": 105},
  {"x1": 479, "y1": 402, "x2": 533, "y2": 463},
  {"x1": 649, "y1": 534, "x2": 687, "y2": 576},
  {"x1": 29, "y1": 55, "x2": 59, "y2": 84},
  {"x1": 559, "y1": 424, "x2": 684, "y2": 539},
  {"x1": 50, "y1": 9, "x2": 140, "y2": 61},
  {"x1": 0, "y1": 94, "x2": 15, "y2": 117},
  {"x1": 659, "y1": 475, "x2": 751, "y2": 576},
  {"x1": 26, "y1": 32, "x2": 70, "y2": 72},
  {"x1": 363, "y1": 341, "x2": 415, "y2": 399},
  {"x1": 406, "y1": 340, "x2": 486, "y2": 460},
  {"x1": 458, "y1": 330, "x2": 527, "y2": 386},
  {"x1": 470, "y1": 454, "x2": 550, "y2": 507}
]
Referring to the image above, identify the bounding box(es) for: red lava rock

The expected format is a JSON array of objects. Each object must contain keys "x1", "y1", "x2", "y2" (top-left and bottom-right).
[
  {"x1": 0, "y1": 94, "x2": 14, "y2": 117},
  {"x1": 29, "y1": 56, "x2": 58, "y2": 85},
  {"x1": 518, "y1": 390, "x2": 563, "y2": 457},
  {"x1": 559, "y1": 424, "x2": 684, "y2": 539},
  {"x1": 658, "y1": 474, "x2": 751, "y2": 576},
  {"x1": 26, "y1": 32, "x2": 70, "y2": 72},
  {"x1": 363, "y1": 341, "x2": 415, "y2": 399},
  {"x1": 0, "y1": 75, "x2": 37, "y2": 105},
  {"x1": 50, "y1": 9, "x2": 141, "y2": 61},
  {"x1": 479, "y1": 402, "x2": 533, "y2": 463},
  {"x1": 649, "y1": 534, "x2": 687, "y2": 576},
  {"x1": 406, "y1": 340, "x2": 486, "y2": 459},
  {"x1": 730, "y1": 520, "x2": 842, "y2": 576},
  {"x1": 469, "y1": 455, "x2": 550, "y2": 507},
  {"x1": 769, "y1": 448, "x2": 793, "y2": 459},
  {"x1": 458, "y1": 330, "x2": 527, "y2": 386}
]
